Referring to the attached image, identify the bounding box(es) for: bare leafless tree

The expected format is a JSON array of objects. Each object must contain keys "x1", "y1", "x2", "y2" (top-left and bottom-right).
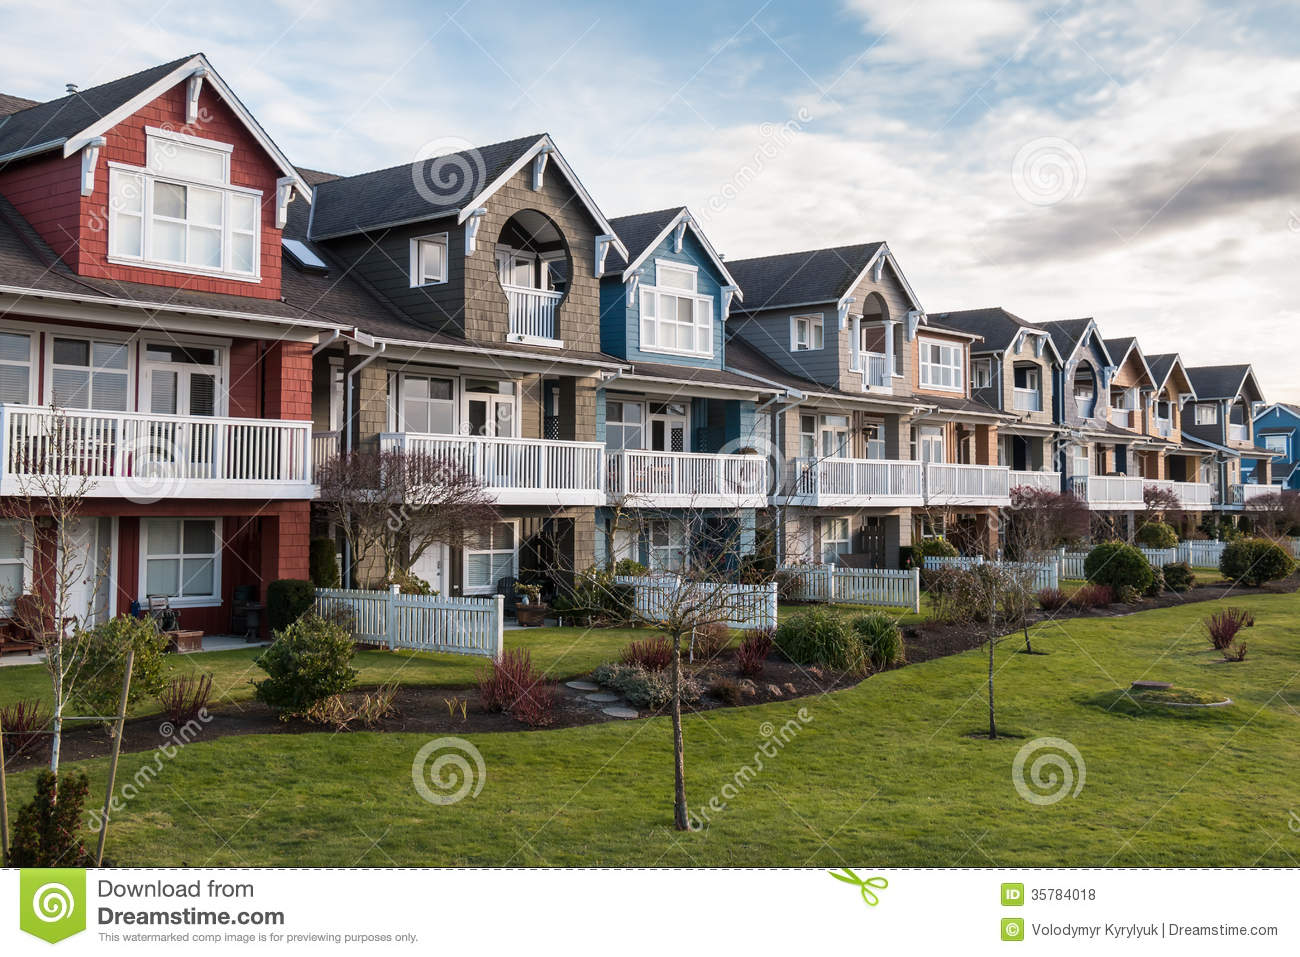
[
  {"x1": 1241, "y1": 490, "x2": 1300, "y2": 539},
  {"x1": 315, "y1": 447, "x2": 498, "y2": 587},
  {"x1": 1003, "y1": 487, "x2": 1091, "y2": 560}
]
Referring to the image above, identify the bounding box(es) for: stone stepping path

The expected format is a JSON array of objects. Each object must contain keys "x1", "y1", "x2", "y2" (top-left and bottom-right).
[
  {"x1": 565, "y1": 680, "x2": 600, "y2": 691},
  {"x1": 563, "y1": 677, "x2": 640, "y2": 719},
  {"x1": 602, "y1": 705, "x2": 639, "y2": 719},
  {"x1": 584, "y1": 691, "x2": 620, "y2": 703}
]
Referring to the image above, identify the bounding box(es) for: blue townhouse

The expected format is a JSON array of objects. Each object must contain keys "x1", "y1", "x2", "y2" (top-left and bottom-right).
[
  {"x1": 1246, "y1": 402, "x2": 1300, "y2": 490},
  {"x1": 595, "y1": 207, "x2": 775, "y2": 572}
]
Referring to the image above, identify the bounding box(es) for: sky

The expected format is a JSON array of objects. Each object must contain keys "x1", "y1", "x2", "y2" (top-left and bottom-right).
[{"x1": 2, "y1": 0, "x2": 1299, "y2": 400}]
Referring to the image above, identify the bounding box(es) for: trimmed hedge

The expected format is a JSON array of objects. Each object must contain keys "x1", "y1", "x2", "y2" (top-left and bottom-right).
[
  {"x1": 916, "y1": 537, "x2": 959, "y2": 559},
  {"x1": 1162, "y1": 561, "x2": 1195, "y2": 592},
  {"x1": 1083, "y1": 542, "x2": 1154, "y2": 593},
  {"x1": 1135, "y1": 521, "x2": 1178, "y2": 549},
  {"x1": 254, "y1": 613, "x2": 357, "y2": 713},
  {"x1": 1219, "y1": 538, "x2": 1296, "y2": 586}
]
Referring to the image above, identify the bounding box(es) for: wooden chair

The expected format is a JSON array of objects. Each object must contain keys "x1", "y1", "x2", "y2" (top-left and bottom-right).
[{"x1": 0, "y1": 617, "x2": 37, "y2": 656}]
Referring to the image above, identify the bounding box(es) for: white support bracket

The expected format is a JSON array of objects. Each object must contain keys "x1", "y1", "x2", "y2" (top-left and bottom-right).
[
  {"x1": 720, "y1": 283, "x2": 739, "y2": 320},
  {"x1": 80, "y1": 137, "x2": 106, "y2": 197},
  {"x1": 1034, "y1": 333, "x2": 1046, "y2": 357},
  {"x1": 626, "y1": 273, "x2": 641, "y2": 307},
  {"x1": 872, "y1": 254, "x2": 885, "y2": 283},
  {"x1": 531, "y1": 147, "x2": 552, "y2": 190},
  {"x1": 595, "y1": 234, "x2": 615, "y2": 277},
  {"x1": 275, "y1": 176, "x2": 296, "y2": 229},
  {"x1": 186, "y1": 69, "x2": 208, "y2": 125},
  {"x1": 464, "y1": 207, "x2": 487, "y2": 255},
  {"x1": 837, "y1": 297, "x2": 856, "y2": 331},
  {"x1": 906, "y1": 309, "x2": 924, "y2": 340},
  {"x1": 672, "y1": 219, "x2": 688, "y2": 253}
]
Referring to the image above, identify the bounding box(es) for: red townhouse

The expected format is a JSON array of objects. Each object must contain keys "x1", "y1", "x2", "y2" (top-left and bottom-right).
[{"x1": 0, "y1": 54, "x2": 360, "y2": 634}]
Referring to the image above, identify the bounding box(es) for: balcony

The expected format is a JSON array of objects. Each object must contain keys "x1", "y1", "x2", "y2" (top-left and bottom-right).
[
  {"x1": 1144, "y1": 478, "x2": 1214, "y2": 510},
  {"x1": 780, "y1": 457, "x2": 923, "y2": 507},
  {"x1": 1230, "y1": 483, "x2": 1277, "y2": 506},
  {"x1": 924, "y1": 462, "x2": 1010, "y2": 506},
  {"x1": 1154, "y1": 418, "x2": 1173, "y2": 438},
  {"x1": 1068, "y1": 475, "x2": 1145, "y2": 508},
  {"x1": 504, "y1": 285, "x2": 562, "y2": 344},
  {"x1": 1008, "y1": 470, "x2": 1061, "y2": 493},
  {"x1": 313, "y1": 430, "x2": 339, "y2": 473},
  {"x1": 607, "y1": 450, "x2": 768, "y2": 508},
  {"x1": 0, "y1": 405, "x2": 314, "y2": 499},
  {"x1": 1108, "y1": 407, "x2": 1135, "y2": 429},
  {"x1": 855, "y1": 351, "x2": 891, "y2": 390},
  {"x1": 379, "y1": 432, "x2": 604, "y2": 506},
  {"x1": 1012, "y1": 388, "x2": 1042, "y2": 413},
  {"x1": 1228, "y1": 422, "x2": 1249, "y2": 443}
]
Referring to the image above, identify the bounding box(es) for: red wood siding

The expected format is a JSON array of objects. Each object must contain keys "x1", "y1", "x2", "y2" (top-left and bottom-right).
[{"x1": 0, "y1": 151, "x2": 83, "y2": 263}]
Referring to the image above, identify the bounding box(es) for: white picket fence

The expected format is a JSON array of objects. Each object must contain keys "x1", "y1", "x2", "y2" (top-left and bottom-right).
[
  {"x1": 922, "y1": 555, "x2": 1059, "y2": 592},
  {"x1": 314, "y1": 587, "x2": 504, "y2": 660},
  {"x1": 1138, "y1": 547, "x2": 1178, "y2": 568},
  {"x1": 777, "y1": 565, "x2": 921, "y2": 612},
  {"x1": 1059, "y1": 551, "x2": 1089, "y2": 579},
  {"x1": 629, "y1": 579, "x2": 778, "y2": 631},
  {"x1": 1177, "y1": 540, "x2": 1223, "y2": 569}
]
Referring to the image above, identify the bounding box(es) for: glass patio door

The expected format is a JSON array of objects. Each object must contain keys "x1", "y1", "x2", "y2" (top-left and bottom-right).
[{"x1": 142, "y1": 344, "x2": 222, "y2": 478}]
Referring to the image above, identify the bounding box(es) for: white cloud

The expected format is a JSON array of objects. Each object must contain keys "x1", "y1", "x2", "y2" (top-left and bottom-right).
[{"x1": 841, "y1": 0, "x2": 1041, "y2": 66}]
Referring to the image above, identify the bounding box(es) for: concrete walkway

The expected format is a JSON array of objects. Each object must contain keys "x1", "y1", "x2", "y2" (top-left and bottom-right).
[{"x1": 0, "y1": 634, "x2": 265, "y2": 667}]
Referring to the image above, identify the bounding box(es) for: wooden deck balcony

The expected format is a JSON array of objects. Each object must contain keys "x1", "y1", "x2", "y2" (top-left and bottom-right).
[
  {"x1": 1008, "y1": 470, "x2": 1061, "y2": 493},
  {"x1": 607, "y1": 450, "x2": 768, "y2": 508},
  {"x1": 779, "y1": 456, "x2": 923, "y2": 507}
]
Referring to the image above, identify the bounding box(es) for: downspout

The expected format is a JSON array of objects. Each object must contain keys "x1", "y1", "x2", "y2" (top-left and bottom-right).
[{"x1": 344, "y1": 343, "x2": 386, "y2": 455}]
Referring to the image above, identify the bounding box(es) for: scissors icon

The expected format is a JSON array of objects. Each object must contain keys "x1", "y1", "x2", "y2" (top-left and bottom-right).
[{"x1": 828, "y1": 868, "x2": 888, "y2": 906}]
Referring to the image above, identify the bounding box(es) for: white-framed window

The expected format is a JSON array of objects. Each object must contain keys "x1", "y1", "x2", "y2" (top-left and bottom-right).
[
  {"x1": 0, "y1": 330, "x2": 36, "y2": 405},
  {"x1": 649, "y1": 519, "x2": 687, "y2": 572},
  {"x1": 49, "y1": 336, "x2": 129, "y2": 410},
  {"x1": 639, "y1": 260, "x2": 713, "y2": 358},
  {"x1": 799, "y1": 413, "x2": 816, "y2": 458},
  {"x1": 409, "y1": 234, "x2": 449, "y2": 287},
  {"x1": 821, "y1": 517, "x2": 851, "y2": 564},
  {"x1": 1072, "y1": 443, "x2": 1089, "y2": 476},
  {"x1": 820, "y1": 414, "x2": 850, "y2": 458},
  {"x1": 972, "y1": 358, "x2": 993, "y2": 389},
  {"x1": 1262, "y1": 433, "x2": 1288, "y2": 455},
  {"x1": 464, "y1": 521, "x2": 518, "y2": 594},
  {"x1": 864, "y1": 420, "x2": 886, "y2": 459},
  {"x1": 0, "y1": 520, "x2": 26, "y2": 605},
  {"x1": 1195, "y1": 404, "x2": 1218, "y2": 425},
  {"x1": 141, "y1": 518, "x2": 220, "y2": 606},
  {"x1": 400, "y1": 375, "x2": 456, "y2": 434},
  {"x1": 605, "y1": 399, "x2": 644, "y2": 451},
  {"x1": 916, "y1": 425, "x2": 945, "y2": 463},
  {"x1": 918, "y1": 339, "x2": 964, "y2": 391},
  {"x1": 108, "y1": 130, "x2": 259, "y2": 280},
  {"x1": 790, "y1": 314, "x2": 824, "y2": 351}
]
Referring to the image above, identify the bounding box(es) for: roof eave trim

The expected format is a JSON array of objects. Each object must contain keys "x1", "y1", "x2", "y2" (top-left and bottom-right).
[
  {"x1": 619, "y1": 208, "x2": 741, "y2": 297},
  {"x1": 837, "y1": 243, "x2": 924, "y2": 316},
  {"x1": 0, "y1": 137, "x2": 67, "y2": 164}
]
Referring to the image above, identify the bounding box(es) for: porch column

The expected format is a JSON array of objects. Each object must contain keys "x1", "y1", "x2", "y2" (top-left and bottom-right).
[
  {"x1": 557, "y1": 375, "x2": 598, "y2": 442},
  {"x1": 883, "y1": 320, "x2": 896, "y2": 378},
  {"x1": 974, "y1": 424, "x2": 997, "y2": 466}
]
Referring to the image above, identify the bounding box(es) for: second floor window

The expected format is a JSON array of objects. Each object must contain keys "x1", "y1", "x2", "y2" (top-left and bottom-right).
[
  {"x1": 51, "y1": 337, "x2": 129, "y2": 410},
  {"x1": 1262, "y1": 433, "x2": 1288, "y2": 456},
  {"x1": 109, "y1": 131, "x2": 259, "y2": 280},
  {"x1": 919, "y1": 340, "x2": 963, "y2": 391},
  {"x1": 400, "y1": 375, "x2": 455, "y2": 434},
  {"x1": 640, "y1": 262, "x2": 713, "y2": 358},
  {"x1": 606, "y1": 400, "x2": 643, "y2": 450},
  {"x1": 0, "y1": 331, "x2": 35, "y2": 404},
  {"x1": 791, "y1": 314, "x2": 823, "y2": 351},
  {"x1": 1195, "y1": 404, "x2": 1218, "y2": 425},
  {"x1": 410, "y1": 235, "x2": 448, "y2": 286},
  {"x1": 972, "y1": 358, "x2": 993, "y2": 389}
]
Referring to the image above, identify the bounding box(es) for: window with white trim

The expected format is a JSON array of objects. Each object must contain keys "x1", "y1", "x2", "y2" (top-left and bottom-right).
[
  {"x1": 50, "y1": 337, "x2": 129, "y2": 410},
  {"x1": 464, "y1": 521, "x2": 517, "y2": 594},
  {"x1": 864, "y1": 420, "x2": 886, "y2": 459},
  {"x1": 821, "y1": 517, "x2": 851, "y2": 564},
  {"x1": 0, "y1": 331, "x2": 35, "y2": 404},
  {"x1": 1071, "y1": 443, "x2": 1089, "y2": 476},
  {"x1": 640, "y1": 261, "x2": 713, "y2": 358},
  {"x1": 142, "y1": 518, "x2": 219, "y2": 604},
  {"x1": 972, "y1": 358, "x2": 993, "y2": 389},
  {"x1": 1195, "y1": 404, "x2": 1218, "y2": 425},
  {"x1": 0, "y1": 521, "x2": 25, "y2": 603},
  {"x1": 399, "y1": 375, "x2": 455, "y2": 434},
  {"x1": 799, "y1": 414, "x2": 816, "y2": 458},
  {"x1": 649, "y1": 519, "x2": 687, "y2": 572},
  {"x1": 108, "y1": 130, "x2": 259, "y2": 279},
  {"x1": 791, "y1": 314, "x2": 823, "y2": 351},
  {"x1": 918, "y1": 339, "x2": 964, "y2": 391},
  {"x1": 410, "y1": 234, "x2": 448, "y2": 287},
  {"x1": 605, "y1": 399, "x2": 643, "y2": 450},
  {"x1": 1262, "y1": 433, "x2": 1288, "y2": 455}
]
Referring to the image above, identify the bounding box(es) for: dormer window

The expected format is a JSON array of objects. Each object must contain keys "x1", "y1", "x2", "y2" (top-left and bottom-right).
[
  {"x1": 108, "y1": 128, "x2": 260, "y2": 280},
  {"x1": 410, "y1": 234, "x2": 449, "y2": 287},
  {"x1": 1195, "y1": 404, "x2": 1218, "y2": 425},
  {"x1": 972, "y1": 358, "x2": 993, "y2": 389},
  {"x1": 918, "y1": 339, "x2": 964, "y2": 392},
  {"x1": 640, "y1": 260, "x2": 713, "y2": 358},
  {"x1": 791, "y1": 314, "x2": 824, "y2": 351}
]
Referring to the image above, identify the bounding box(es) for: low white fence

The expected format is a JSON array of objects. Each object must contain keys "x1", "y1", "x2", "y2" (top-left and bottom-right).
[
  {"x1": 778, "y1": 565, "x2": 921, "y2": 613},
  {"x1": 314, "y1": 587, "x2": 504, "y2": 660},
  {"x1": 922, "y1": 555, "x2": 1058, "y2": 593},
  {"x1": 1138, "y1": 547, "x2": 1178, "y2": 568},
  {"x1": 1059, "y1": 551, "x2": 1089, "y2": 579},
  {"x1": 630, "y1": 579, "x2": 778, "y2": 631},
  {"x1": 1177, "y1": 541, "x2": 1223, "y2": 568}
]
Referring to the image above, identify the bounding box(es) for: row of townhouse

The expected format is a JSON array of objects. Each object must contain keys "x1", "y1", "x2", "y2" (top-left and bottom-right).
[{"x1": 0, "y1": 54, "x2": 1282, "y2": 634}]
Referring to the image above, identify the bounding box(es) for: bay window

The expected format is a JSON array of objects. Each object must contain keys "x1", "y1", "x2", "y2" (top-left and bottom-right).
[
  {"x1": 143, "y1": 518, "x2": 220, "y2": 604},
  {"x1": 919, "y1": 339, "x2": 964, "y2": 391},
  {"x1": 464, "y1": 522, "x2": 517, "y2": 594},
  {"x1": 108, "y1": 129, "x2": 260, "y2": 280},
  {"x1": 640, "y1": 261, "x2": 713, "y2": 358}
]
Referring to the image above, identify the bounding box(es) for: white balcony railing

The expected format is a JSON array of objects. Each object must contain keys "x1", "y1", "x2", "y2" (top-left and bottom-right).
[
  {"x1": 1230, "y1": 483, "x2": 1277, "y2": 506},
  {"x1": 0, "y1": 404, "x2": 313, "y2": 498},
  {"x1": 1143, "y1": 478, "x2": 1214, "y2": 509},
  {"x1": 1228, "y1": 423, "x2": 1249, "y2": 443},
  {"x1": 1068, "y1": 475, "x2": 1145, "y2": 508},
  {"x1": 1154, "y1": 418, "x2": 1173, "y2": 438},
  {"x1": 924, "y1": 462, "x2": 1011, "y2": 505},
  {"x1": 1108, "y1": 408, "x2": 1135, "y2": 429},
  {"x1": 313, "y1": 430, "x2": 339, "y2": 474},
  {"x1": 860, "y1": 351, "x2": 890, "y2": 389},
  {"x1": 504, "y1": 285, "x2": 562, "y2": 342},
  {"x1": 608, "y1": 450, "x2": 768, "y2": 508},
  {"x1": 380, "y1": 432, "x2": 604, "y2": 505},
  {"x1": 1008, "y1": 470, "x2": 1061, "y2": 492},
  {"x1": 783, "y1": 457, "x2": 923, "y2": 506},
  {"x1": 1012, "y1": 388, "x2": 1042, "y2": 412}
]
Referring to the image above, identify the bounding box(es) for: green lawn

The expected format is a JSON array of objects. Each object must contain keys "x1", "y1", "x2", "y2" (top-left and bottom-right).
[
  {"x1": 0, "y1": 626, "x2": 647, "y2": 719},
  {"x1": 5, "y1": 590, "x2": 1298, "y2": 867}
]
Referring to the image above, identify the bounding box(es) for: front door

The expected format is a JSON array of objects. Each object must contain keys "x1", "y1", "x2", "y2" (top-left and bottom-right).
[
  {"x1": 649, "y1": 402, "x2": 688, "y2": 452},
  {"x1": 410, "y1": 543, "x2": 448, "y2": 595},
  {"x1": 61, "y1": 517, "x2": 114, "y2": 628}
]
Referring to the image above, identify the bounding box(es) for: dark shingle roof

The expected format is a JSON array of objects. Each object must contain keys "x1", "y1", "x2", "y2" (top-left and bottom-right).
[
  {"x1": 1186, "y1": 365, "x2": 1253, "y2": 400},
  {"x1": 606, "y1": 207, "x2": 684, "y2": 274},
  {"x1": 308, "y1": 134, "x2": 543, "y2": 239},
  {"x1": 1103, "y1": 336, "x2": 1137, "y2": 365},
  {"x1": 928, "y1": 307, "x2": 1042, "y2": 353},
  {"x1": 1039, "y1": 318, "x2": 1096, "y2": 359},
  {"x1": 0, "y1": 93, "x2": 40, "y2": 117},
  {"x1": 726, "y1": 243, "x2": 884, "y2": 311},
  {"x1": 623, "y1": 359, "x2": 766, "y2": 392},
  {"x1": 0, "y1": 55, "x2": 195, "y2": 158}
]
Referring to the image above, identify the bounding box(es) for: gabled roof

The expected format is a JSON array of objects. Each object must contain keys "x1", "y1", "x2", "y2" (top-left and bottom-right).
[
  {"x1": 1102, "y1": 336, "x2": 1154, "y2": 387},
  {"x1": 1186, "y1": 364, "x2": 1263, "y2": 403},
  {"x1": 928, "y1": 307, "x2": 1061, "y2": 362},
  {"x1": 606, "y1": 206, "x2": 739, "y2": 296},
  {"x1": 727, "y1": 242, "x2": 922, "y2": 314},
  {"x1": 1254, "y1": 402, "x2": 1300, "y2": 423},
  {"x1": 1040, "y1": 318, "x2": 1113, "y2": 366},
  {"x1": 0, "y1": 54, "x2": 309, "y2": 195},
  {"x1": 308, "y1": 133, "x2": 628, "y2": 262},
  {"x1": 1145, "y1": 353, "x2": 1195, "y2": 397},
  {"x1": 0, "y1": 92, "x2": 40, "y2": 118}
]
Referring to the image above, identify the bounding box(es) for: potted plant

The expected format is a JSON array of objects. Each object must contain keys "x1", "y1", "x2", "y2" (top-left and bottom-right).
[
  {"x1": 515, "y1": 583, "x2": 547, "y2": 627},
  {"x1": 516, "y1": 583, "x2": 541, "y2": 605}
]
